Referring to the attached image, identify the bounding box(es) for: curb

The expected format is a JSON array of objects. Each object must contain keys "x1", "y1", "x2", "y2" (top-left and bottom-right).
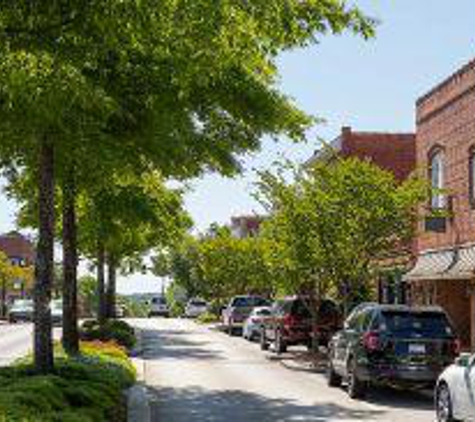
[
  {"x1": 127, "y1": 383, "x2": 151, "y2": 422},
  {"x1": 127, "y1": 326, "x2": 151, "y2": 422}
]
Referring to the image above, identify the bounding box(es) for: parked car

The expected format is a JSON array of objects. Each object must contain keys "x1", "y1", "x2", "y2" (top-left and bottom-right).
[
  {"x1": 7, "y1": 299, "x2": 34, "y2": 323},
  {"x1": 185, "y1": 299, "x2": 208, "y2": 318},
  {"x1": 148, "y1": 296, "x2": 169, "y2": 317},
  {"x1": 260, "y1": 297, "x2": 340, "y2": 354},
  {"x1": 435, "y1": 352, "x2": 475, "y2": 422},
  {"x1": 51, "y1": 299, "x2": 63, "y2": 326},
  {"x1": 327, "y1": 303, "x2": 459, "y2": 399},
  {"x1": 243, "y1": 306, "x2": 272, "y2": 341},
  {"x1": 222, "y1": 295, "x2": 270, "y2": 334}
]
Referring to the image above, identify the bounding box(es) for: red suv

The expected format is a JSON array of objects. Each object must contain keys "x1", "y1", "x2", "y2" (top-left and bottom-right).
[{"x1": 260, "y1": 297, "x2": 340, "y2": 354}]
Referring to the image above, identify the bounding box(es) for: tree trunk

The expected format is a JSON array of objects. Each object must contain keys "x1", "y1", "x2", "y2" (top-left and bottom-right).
[
  {"x1": 1, "y1": 278, "x2": 6, "y2": 319},
  {"x1": 33, "y1": 140, "x2": 55, "y2": 374},
  {"x1": 97, "y1": 242, "x2": 107, "y2": 324},
  {"x1": 61, "y1": 170, "x2": 79, "y2": 355},
  {"x1": 106, "y1": 255, "x2": 117, "y2": 319}
]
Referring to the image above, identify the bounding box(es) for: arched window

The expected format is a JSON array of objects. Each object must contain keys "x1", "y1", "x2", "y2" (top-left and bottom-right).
[
  {"x1": 429, "y1": 150, "x2": 445, "y2": 209},
  {"x1": 469, "y1": 148, "x2": 475, "y2": 207}
]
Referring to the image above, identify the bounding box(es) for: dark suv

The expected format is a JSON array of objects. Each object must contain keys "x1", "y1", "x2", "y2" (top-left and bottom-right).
[
  {"x1": 260, "y1": 297, "x2": 340, "y2": 354},
  {"x1": 327, "y1": 303, "x2": 460, "y2": 398}
]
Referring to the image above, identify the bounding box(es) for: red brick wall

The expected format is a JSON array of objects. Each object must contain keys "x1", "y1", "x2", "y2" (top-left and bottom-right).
[
  {"x1": 416, "y1": 59, "x2": 475, "y2": 251},
  {"x1": 340, "y1": 128, "x2": 416, "y2": 182}
]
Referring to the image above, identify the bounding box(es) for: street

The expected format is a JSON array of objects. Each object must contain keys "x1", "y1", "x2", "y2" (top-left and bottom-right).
[
  {"x1": 133, "y1": 318, "x2": 435, "y2": 422},
  {"x1": 0, "y1": 322, "x2": 61, "y2": 367},
  {"x1": 0, "y1": 322, "x2": 35, "y2": 366}
]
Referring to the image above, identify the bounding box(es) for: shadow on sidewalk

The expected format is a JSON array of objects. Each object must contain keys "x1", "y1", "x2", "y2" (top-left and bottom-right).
[
  {"x1": 140, "y1": 327, "x2": 225, "y2": 362},
  {"x1": 148, "y1": 385, "x2": 385, "y2": 422}
]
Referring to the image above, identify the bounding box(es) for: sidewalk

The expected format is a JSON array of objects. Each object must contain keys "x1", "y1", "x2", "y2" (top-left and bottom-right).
[{"x1": 128, "y1": 324, "x2": 151, "y2": 422}]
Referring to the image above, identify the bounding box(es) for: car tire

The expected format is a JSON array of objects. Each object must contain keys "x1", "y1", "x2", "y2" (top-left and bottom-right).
[
  {"x1": 327, "y1": 361, "x2": 342, "y2": 388},
  {"x1": 275, "y1": 330, "x2": 287, "y2": 354},
  {"x1": 260, "y1": 330, "x2": 269, "y2": 351},
  {"x1": 436, "y1": 383, "x2": 456, "y2": 422},
  {"x1": 347, "y1": 357, "x2": 366, "y2": 399}
]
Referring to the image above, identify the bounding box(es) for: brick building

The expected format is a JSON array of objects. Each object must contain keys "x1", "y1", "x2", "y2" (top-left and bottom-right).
[
  {"x1": 230, "y1": 215, "x2": 263, "y2": 239},
  {"x1": 308, "y1": 127, "x2": 417, "y2": 304},
  {"x1": 307, "y1": 126, "x2": 416, "y2": 182},
  {"x1": 405, "y1": 57, "x2": 475, "y2": 350},
  {"x1": 0, "y1": 231, "x2": 35, "y2": 303}
]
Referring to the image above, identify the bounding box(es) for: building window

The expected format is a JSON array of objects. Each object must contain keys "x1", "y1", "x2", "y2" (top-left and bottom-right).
[
  {"x1": 469, "y1": 149, "x2": 475, "y2": 207},
  {"x1": 429, "y1": 150, "x2": 445, "y2": 209}
]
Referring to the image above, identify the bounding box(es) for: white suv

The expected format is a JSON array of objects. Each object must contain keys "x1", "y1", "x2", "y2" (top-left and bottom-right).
[
  {"x1": 185, "y1": 299, "x2": 208, "y2": 318},
  {"x1": 149, "y1": 296, "x2": 169, "y2": 317}
]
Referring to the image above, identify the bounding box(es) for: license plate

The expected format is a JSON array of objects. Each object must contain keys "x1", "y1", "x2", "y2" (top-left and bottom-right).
[{"x1": 408, "y1": 344, "x2": 426, "y2": 354}]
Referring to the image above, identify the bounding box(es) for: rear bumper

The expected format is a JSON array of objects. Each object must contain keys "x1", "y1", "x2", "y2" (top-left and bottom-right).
[{"x1": 358, "y1": 363, "x2": 442, "y2": 386}]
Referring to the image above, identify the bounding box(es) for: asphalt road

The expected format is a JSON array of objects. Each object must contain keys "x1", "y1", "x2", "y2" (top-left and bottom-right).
[
  {"x1": 0, "y1": 322, "x2": 61, "y2": 366},
  {"x1": 132, "y1": 318, "x2": 435, "y2": 422},
  {"x1": 0, "y1": 322, "x2": 36, "y2": 366}
]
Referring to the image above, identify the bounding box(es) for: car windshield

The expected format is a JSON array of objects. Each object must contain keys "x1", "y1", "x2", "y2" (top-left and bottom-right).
[
  {"x1": 51, "y1": 301, "x2": 62, "y2": 310},
  {"x1": 152, "y1": 297, "x2": 166, "y2": 305},
  {"x1": 190, "y1": 300, "x2": 206, "y2": 307},
  {"x1": 12, "y1": 300, "x2": 33, "y2": 309},
  {"x1": 231, "y1": 297, "x2": 269, "y2": 307},
  {"x1": 381, "y1": 311, "x2": 453, "y2": 338},
  {"x1": 254, "y1": 308, "x2": 271, "y2": 316}
]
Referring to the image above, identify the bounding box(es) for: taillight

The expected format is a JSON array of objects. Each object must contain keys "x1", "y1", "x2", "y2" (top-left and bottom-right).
[
  {"x1": 363, "y1": 331, "x2": 380, "y2": 352},
  {"x1": 450, "y1": 339, "x2": 461, "y2": 355}
]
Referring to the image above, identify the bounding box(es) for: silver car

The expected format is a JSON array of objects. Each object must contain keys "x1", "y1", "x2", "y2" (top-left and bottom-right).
[
  {"x1": 8, "y1": 299, "x2": 34, "y2": 323},
  {"x1": 243, "y1": 306, "x2": 272, "y2": 341},
  {"x1": 436, "y1": 352, "x2": 475, "y2": 421}
]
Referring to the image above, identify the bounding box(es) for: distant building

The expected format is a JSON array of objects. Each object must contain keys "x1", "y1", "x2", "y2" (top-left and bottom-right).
[
  {"x1": 307, "y1": 127, "x2": 417, "y2": 305},
  {"x1": 0, "y1": 231, "x2": 35, "y2": 302},
  {"x1": 230, "y1": 215, "x2": 263, "y2": 239},
  {"x1": 306, "y1": 126, "x2": 416, "y2": 182},
  {"x1": 0, "y1": 231, "x2": 35, "y2": 266}
]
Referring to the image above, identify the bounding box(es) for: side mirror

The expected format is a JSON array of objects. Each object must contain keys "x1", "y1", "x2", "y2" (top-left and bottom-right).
[{"x1": 455, "y1": 353, "x2": 472, "y2": 367}]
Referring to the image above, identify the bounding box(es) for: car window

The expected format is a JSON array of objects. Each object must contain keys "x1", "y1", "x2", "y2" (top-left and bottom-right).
[
  {"x1": 152, "y1": 297, "x2": 166, "y2": 305},
  {"x1": 292, "y1": 300, "x2": 311, "y2": 318},
  {"x1": 231, "y1": 297, "x2": 268, "y2": 307},
  {"x1": 190, "y1": 300, "x2": 206, "y2": 306},
  {"x1": 380, "y1": 311, "x2": 454, "y2": 338},
  {"x1": 255, "y1": 308, "x2": 271, "y2": 316}
]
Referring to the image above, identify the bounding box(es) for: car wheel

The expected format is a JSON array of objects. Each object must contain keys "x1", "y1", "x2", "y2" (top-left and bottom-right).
[
  {"x1": 347, "y1": 357, "x2": 366, "y2": 399},
  {"x1": 327, "y1": 361, "x2": 342, "y2": 387},
  {"x1": 260, "y1": 330, "x2": 269, "y2": 351},
  {"x1": 275, "y1": 330, "x2": 287, "y2": 354},
  {"x1": 436, "y1": 383, "x2": 456, "y2": 422}
]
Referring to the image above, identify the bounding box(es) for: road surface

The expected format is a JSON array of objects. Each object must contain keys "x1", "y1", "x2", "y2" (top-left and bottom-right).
[
  {"x1": 0, "y1": 322, "x2": 61, "y2": 366},
  {"x1": 0, "y1": 322, "x2": 35, "y2": 366},
  {"x1": 132, "y1": 318, "x2": 435, "y2": 422}
]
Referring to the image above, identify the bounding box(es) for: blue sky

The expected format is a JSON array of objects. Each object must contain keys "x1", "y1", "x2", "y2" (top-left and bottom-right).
[{"x1": 1, "y1": 1, "x2": 474, "y2": 293}]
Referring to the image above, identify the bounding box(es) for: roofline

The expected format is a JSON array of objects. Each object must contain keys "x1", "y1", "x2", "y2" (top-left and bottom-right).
[{"x1": 417, "y1": 56, "x2": 475, "y2": 106}]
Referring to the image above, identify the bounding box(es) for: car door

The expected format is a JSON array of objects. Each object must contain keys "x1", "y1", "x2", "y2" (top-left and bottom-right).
[
  {"x1": 460, "y1": 355, "x2": 475, "y2": 421},
  {"x1": 333, "y1": 310, "x2": 361, "y2": 373}
]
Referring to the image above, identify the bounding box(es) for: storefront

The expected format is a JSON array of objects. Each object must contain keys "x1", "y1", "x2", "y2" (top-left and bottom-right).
[{"x1": 404, "y1": 245, "x2": 475, "y2": 350}]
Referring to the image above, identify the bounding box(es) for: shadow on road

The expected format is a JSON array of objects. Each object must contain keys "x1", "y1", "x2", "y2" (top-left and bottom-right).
[
  {"x1": 141, "y1": 328, "x2": 225, "y2": 362},
  {"x1": 148, "y1": 385, "x2": 386, "y2": 422}
]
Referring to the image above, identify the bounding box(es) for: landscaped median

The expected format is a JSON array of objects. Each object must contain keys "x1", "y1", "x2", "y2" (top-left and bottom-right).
[{"x1": 0, "y1": 321, "x2": 138, "y2": 422}]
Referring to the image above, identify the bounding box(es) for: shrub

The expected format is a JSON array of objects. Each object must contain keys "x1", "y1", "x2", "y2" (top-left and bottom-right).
[
  {"x1": 80, "y1": 319, "x2": 136, "y2": 350},
  {"x1": 0, "y1": 341, "x2": 136, "y2": 422},
  {"x1": 197, "y1": 312, "x2": 220, "y2": 324}
]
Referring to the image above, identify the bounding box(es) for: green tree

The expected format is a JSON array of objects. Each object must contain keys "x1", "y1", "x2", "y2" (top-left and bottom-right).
[
  {"x1": 257, "y1": 158, "x2": 427, "y2": 323},
  {"x1": 0, "y1": 0, "x2": 374, "y2": 373}
]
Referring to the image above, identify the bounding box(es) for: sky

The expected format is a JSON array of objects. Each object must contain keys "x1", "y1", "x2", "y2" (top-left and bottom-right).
[{"x1": 1, "y1": 1, "x2": 474, "y2": 294}]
